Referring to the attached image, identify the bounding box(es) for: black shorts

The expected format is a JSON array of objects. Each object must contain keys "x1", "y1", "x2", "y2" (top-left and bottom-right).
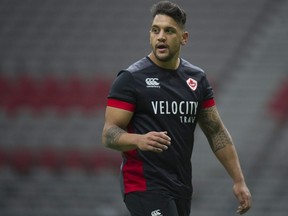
[{"x1": 124, "y1": 191, "x2": 191, "y2": 216}]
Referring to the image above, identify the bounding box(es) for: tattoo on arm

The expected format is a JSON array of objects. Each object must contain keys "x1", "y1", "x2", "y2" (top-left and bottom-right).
[
  {"x1": 105, "y1": 126, "x2": 126, "y2": 148},
  {"x1": 198, "y1": 106, "x2": 232, "y2": 152}
]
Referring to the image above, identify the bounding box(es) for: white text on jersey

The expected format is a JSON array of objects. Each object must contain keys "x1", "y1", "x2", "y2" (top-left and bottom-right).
[{"x1": 151, "y1": 100, "x2": 198, "y2": 123}]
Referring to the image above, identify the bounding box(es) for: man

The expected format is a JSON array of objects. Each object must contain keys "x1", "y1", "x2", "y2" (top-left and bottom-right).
[{"x1": 102, "y1": 1, "x2": 251, "y2": 215}]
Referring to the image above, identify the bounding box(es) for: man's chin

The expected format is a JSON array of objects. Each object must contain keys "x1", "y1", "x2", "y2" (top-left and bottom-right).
[{"x1": 155, "y1": 54, "x2": 171, "y2": 62}]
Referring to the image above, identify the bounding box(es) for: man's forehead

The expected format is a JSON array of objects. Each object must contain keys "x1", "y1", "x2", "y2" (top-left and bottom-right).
[{"x1": 151, "y1": 14, "x2": 179, "y2": 28}]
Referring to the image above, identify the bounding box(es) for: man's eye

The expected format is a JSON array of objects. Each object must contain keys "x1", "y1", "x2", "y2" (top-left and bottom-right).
[
  {"x1": 151, "y1": 28, "x2": 159, "y2": 33},
  {"x1": 166, "y1": 28, "x2": 175, "y2": 34}
]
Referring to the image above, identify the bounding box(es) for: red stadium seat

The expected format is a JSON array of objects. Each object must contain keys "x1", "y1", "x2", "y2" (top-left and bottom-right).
[
  {"x1": 0, "y1": 148, "x2": 7, "y2": 168},
  {"x1": 0, "y1": 75, "x2": 112, "y2": 114},
  {"x1": 81, "y1": 77, "x2": 111, "y2": 112},
  {"x1": 38, "y1": 76, "x2": 63, "y2": 109},
  {"x1": 0, "y1": 76, "x2": 17, "y2": 114},
  {"x1": 86, "y1": 150, "x2": 121, "y2": 172},
  {"x1": 268, "y1": 79, "x2": 288, "y2": 122},
  {"x1": 9, "y1": 148, "x2": 34, "y2": 174},
  {"x1": 62, "y1": 149, "x2": 86, "y2": 169},
  {"x1": 37, "y1": 148, "x2": 61, "y2": 171},
  {"x1": 0, "y1": 76, "x2": 12, "y2": 103},
  {"x1": 56, "y1": 76, "x2": 86, "y2": 113}
]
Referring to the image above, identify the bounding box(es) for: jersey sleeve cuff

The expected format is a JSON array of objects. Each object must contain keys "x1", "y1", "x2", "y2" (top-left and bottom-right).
[
  {"x1": 107, "y1": 98, "x2": 135, "y2": 111},
  {"x1": 201, "y1": 98, "x2": 215, "y2": 108}
]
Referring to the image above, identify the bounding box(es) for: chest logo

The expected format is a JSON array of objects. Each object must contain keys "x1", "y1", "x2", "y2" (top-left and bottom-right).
[
  {"x1": 151, "y1": 209, "x2": 162, "y2": 216},
  {"x1": 186, "y1": 78, "x2": 197, "y2": 91},
  {"x1": 146, "y1": 78, "x2": 160, "y2": 88}
]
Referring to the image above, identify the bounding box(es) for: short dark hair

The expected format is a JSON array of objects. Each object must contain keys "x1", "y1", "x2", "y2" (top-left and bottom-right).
[{"x1": 151, "y1": 1, "x2": 186, "y2": 28}]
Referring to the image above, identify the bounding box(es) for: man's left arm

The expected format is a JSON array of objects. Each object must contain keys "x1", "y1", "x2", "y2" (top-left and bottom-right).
[{"x1": 198, "y1": 105, "x2": 252, "y2": 214}]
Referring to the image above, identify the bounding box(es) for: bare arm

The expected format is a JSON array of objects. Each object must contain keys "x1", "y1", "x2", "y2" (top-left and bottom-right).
[
  {"x1": 198, "y1": 105, "x2": 252, "y2": 214},
  {"x1": 102, "y1": 106, "x2": 171, "y2": 152}
]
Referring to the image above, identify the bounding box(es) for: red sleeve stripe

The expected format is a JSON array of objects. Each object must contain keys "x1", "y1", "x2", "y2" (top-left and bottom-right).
[
  {"x1": 107, "y1": 98, "x2": 135, "y2": 111},
  {"x1": 202, "y1": 98, "x2": 215, "y2": 108}
]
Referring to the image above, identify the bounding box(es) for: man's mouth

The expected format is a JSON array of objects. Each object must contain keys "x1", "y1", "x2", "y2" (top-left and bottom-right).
[{"x1": 156, "y1": 44, "x2": 168, "y2": 52}]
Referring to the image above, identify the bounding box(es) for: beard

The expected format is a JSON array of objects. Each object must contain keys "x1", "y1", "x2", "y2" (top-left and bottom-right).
[
  {"x1": 151, "y1": 43, "x2": 181, "y2": 63},
  {"x1": 152, "y1": 49, "x2": 174, "y2": 62}
]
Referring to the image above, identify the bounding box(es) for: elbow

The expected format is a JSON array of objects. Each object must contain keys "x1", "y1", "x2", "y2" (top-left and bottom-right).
[
  {"x1": 101, "y1": 136, "x2": 108, "y2": 148},
  {"x1": 101, "y1": 126, "x2": 120, "y2": 150},
  {"x1": 102, "y1": 138, "x2": 112, "y2": 149},
  {"x1": 101, "y1": 129, "x2": 111, "y2": 149},
  {"x1": 101, "y1": 125, "x2": 110, "y2": 148},
  {"x1": 101, "y1": 124, "x2": 127, "y2": 151}
]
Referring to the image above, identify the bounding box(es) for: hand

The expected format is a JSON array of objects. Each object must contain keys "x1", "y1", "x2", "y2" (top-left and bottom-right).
[
  {"x1": 233, "y1": 182, "x2": 252, "y2": 214},
  {"x1": 137, "y1": 131, "x2": 171, "y2": 153}
]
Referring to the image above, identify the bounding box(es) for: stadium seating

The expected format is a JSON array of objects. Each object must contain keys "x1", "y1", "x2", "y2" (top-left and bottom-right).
[
  {"x1": 0, "y1": 0, "x2": 288, "y2": 216},
  {"x1": 0, "y1": 75, "x2": 111, "y2": 114}
]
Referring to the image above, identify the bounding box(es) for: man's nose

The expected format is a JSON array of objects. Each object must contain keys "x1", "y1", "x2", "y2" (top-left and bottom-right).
[{"x1": 157, "y1": 30, "x2": 166, "y2": 42}]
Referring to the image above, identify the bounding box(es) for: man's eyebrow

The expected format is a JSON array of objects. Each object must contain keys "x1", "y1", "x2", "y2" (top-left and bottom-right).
[
  {"x1": 165, "y1": 26, "x2": 176, "y2": 30},
  {"x1": 151, "y1": 24, "x2": 176, "y2": 29}
]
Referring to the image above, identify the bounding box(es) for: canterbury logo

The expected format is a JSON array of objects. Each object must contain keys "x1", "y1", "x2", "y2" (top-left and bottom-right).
[
  {"x1": 151, "y1": 209, "x2": 162, "y2": 216},
  {"x1": 146, "y1": 78, "x2": 160, "y2": 88}
]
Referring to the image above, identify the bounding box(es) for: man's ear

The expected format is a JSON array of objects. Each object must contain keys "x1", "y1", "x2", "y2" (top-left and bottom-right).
[{"x1": 181, "y1": 31, "x2": 189, "y2": 45}]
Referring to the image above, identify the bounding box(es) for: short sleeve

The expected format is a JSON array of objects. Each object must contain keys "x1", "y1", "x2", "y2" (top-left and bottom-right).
[
  {"x1": 107, "y1": 70, "x2": 136, "y2": 110},
  {"x1": 201, "y1": 74, "x2": 215, "y2": 108}
]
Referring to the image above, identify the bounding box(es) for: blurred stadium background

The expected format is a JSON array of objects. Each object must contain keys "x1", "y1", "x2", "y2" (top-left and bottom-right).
[{"x1": 0, "y1": 0, "x2": 287, "y2": 215}]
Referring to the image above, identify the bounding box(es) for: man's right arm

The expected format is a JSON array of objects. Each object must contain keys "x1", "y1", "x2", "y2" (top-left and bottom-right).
[
  {"x1": 102, "y1": 106, "x2": 171, "y2": 152},
  {"x1": 102, "y1": 106, "x2": 137, "y2": 151}
]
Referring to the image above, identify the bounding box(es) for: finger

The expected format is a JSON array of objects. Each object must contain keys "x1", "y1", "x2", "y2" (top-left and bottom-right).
[
  {"x1": 155, "y1": 147, "x2": 163, "y2": 153},
  {"x1": 235, "y1": 196, "x2": 249, "y2": 214},
  {"x1": 236, "y1": 205, "x2": 242, "y2": 214},
  {"x1": 155, "y1": 132, "x2": 171, "y2": 145},
  {"x1": 236, "y1": 206, "x2": 249, "y2": 215},
  {"x1": 236, "y1": 192, "x2": 246, "y2": 207},
  {"x1": 144, "y1": 131, "x2": 171, "y2": 152},
  {"x1": 149, "y1": 146, "x2": 164, "y2": 153},
  {"x1": 241, "y1": 191, "x2": 252, "y2": 209},
  {"x1": 151, "y1": 141, "x2": 169, "y2": 150},
  {"x1": 157, "y1": 137, "x2": 171, "y2": 146},
  {"x1": 236, "y1": 201, "x2": 250, "y2": 215},
  {"x1": 246, "y1": 193, "x2": 252, "y2": 209},
  {"x1": 145, "y1": 140, "x2": 166, "y2": 152}
]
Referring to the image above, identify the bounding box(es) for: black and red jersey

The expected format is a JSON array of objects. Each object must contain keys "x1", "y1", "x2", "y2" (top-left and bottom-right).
[{"x1": 107, "y1": 56, "x2": 214, "y2": 199}]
